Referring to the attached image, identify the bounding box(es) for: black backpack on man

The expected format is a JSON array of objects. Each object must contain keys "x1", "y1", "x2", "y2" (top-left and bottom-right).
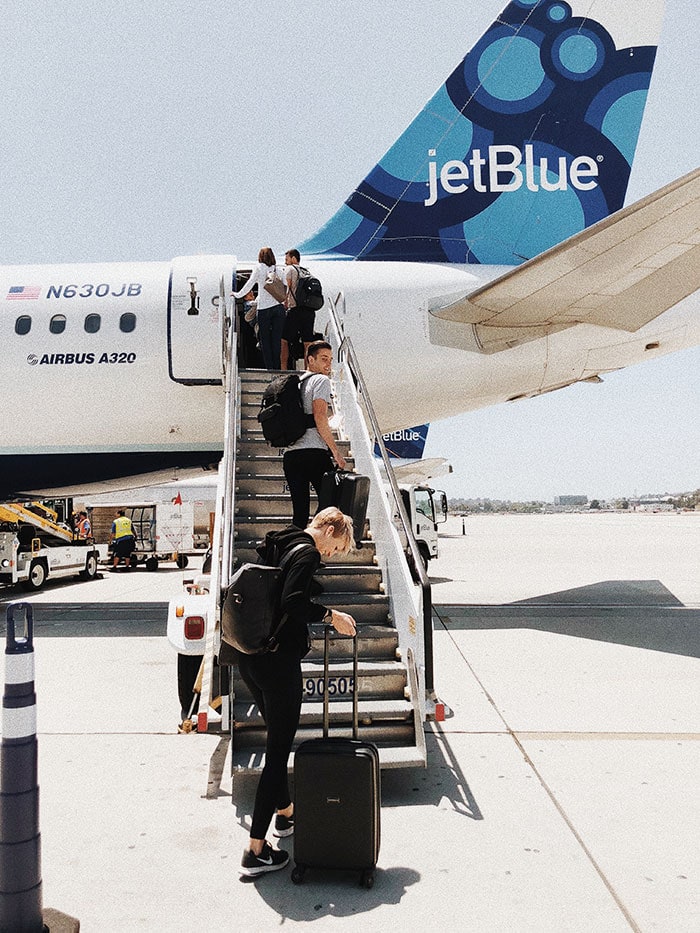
[
  {"x1": 293, "y1": 266, "x2": 324, "y2": 311},
  {"x1": 258, "y1": 371, "x2": 315, "y2": 448}
]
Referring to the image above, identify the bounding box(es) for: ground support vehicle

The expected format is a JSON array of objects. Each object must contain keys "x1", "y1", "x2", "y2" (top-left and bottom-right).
[
  {"x1": 0, "y1": 527, "x2": 106, "y2": 591},
  {"x1": 88, "y1": 502, "x2": 197, "y2": 570},
  {"x1": 393, "y1": 483, "x2": 448, "y2": 571}
]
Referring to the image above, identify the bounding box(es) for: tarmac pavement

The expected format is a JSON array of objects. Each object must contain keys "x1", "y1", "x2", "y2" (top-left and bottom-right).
[{"x1": 1, "y1": 513, "x2": 698, "y2": 931}]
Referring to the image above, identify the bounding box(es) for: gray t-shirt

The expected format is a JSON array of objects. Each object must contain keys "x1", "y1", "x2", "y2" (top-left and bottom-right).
[{"x1": 285, "y1": 372, "x2": 332, "y2": 451}]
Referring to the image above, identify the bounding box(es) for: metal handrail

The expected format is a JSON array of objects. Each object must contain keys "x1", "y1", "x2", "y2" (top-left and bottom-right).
[
  {"x1": 195, "y1": 281, "x2": 238, "y2": 730},
  {"x1": 219, "y1": 289, "x2": 239, "y2": 590},
  {"x1": 324, "y1": 298, "x2": 435, "y2": 695}
]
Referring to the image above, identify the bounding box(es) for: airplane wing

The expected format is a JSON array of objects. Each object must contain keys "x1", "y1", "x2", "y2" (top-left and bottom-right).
[
  {"x1": 392, "y1": 458, "x2": 453, "y2": 484},
  {"x1": 430, "y1": 168, "x2": 700, "y2": 354}
]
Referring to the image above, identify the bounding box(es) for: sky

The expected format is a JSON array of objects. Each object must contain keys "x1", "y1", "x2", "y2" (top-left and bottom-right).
[{"x1": 2, "y1": 0, "x2": 698, "y2": 501}]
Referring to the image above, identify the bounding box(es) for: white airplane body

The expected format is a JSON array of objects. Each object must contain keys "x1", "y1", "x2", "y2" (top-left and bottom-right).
[{"x1": 2, "y1": 0, "x2": 698, "y2": 497}]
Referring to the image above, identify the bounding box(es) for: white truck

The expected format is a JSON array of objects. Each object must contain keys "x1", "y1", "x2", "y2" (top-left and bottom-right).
[
  {"x1": 0, "y1": 502, "x2": 106, "y2": 591},
  {"x1": 395, "y1": 483, "x2": 448, "y2": 570}
]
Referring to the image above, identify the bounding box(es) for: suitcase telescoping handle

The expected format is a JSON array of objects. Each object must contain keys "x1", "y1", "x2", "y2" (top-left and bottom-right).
[{"x1": 323, "y1": 625, "x2": 358, "y2": 740}]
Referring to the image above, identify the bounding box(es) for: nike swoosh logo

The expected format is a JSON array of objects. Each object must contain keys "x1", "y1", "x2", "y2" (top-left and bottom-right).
[{"x1": 258, "y1": 855, "x2": 273, "y2": 865}]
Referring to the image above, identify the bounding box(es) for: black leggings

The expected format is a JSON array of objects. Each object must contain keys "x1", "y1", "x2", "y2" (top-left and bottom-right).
[
  {"x1": 237, "y1": 650, "x2": 303, "y2": 840},
  {"x1": 283, "y1": 447, "x2": 334, "y2": 529}
]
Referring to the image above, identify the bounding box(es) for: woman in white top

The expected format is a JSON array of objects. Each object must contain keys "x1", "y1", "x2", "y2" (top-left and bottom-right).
[{"x1": 233, "y1": 247, "x2": 285, "y2": 370}]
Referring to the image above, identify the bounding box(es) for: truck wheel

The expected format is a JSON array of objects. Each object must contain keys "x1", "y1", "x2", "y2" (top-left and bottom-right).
[
  {"x1": 176, "y1": 554, "x2": 189, "y2": 569},
  {"x1": 24, "y1": 560, "x2": 47, "y2": 591},
  {"x1": 80, "y1": 552, "x2": 98, "y2": 580},
  {"x1": 145, "y1": 556, "x2": 159, "y2": 572}
]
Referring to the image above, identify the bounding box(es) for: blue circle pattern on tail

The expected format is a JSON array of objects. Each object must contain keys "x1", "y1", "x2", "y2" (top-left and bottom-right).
[{"x1": 299, "y1": 0, "x2": 657, "y2": 264}]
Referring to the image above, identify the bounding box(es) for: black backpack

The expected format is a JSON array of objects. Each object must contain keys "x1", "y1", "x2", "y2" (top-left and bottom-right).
[
  {"x1": 221, "y1": 542, "x2": 314, "y2": 655},
  {"x1": 294, "y1": 266, "x2": 324, "y2": 311},
  {"x1": 257, "y1": 372, "x2": 315, "y2": 448}
]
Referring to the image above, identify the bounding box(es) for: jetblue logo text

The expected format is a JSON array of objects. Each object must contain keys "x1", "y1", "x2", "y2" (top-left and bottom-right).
[
  {"x1": 424, "y1": 145, "x2": 599, "y2": 206},
  {"x1": 46, "y1": 283, "x2": 142, "y2": 299},
  {"x1": 382, "y1": 430, "x2": 424, "y2": 442}
]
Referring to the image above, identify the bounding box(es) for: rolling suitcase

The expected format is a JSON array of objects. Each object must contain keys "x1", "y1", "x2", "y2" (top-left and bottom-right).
[
  {"x1": 292, "y1": 627, "x2": 381, "y2": 888},
  {"x1": 319, "y1": 470, "x2": 370, "y2": 547}
]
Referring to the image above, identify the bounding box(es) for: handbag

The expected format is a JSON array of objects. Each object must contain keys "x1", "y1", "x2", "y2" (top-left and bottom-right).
[{"x1": 263, "y1": 269, "x2": 287, "y2": 304}]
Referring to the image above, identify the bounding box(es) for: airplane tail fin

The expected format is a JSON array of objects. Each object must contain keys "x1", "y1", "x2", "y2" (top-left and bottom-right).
[
  {"x1": 374, "y1": 424, "x2": 430, "y2": 461},
  {"x1": 300, "y1": 0, "x2": 664, "y2": 264}
]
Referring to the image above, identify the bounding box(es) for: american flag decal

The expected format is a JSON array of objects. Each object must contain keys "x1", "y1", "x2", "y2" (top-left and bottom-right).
[{"x1": 7, "y1": 285, "x2": 41, "y2": 300}]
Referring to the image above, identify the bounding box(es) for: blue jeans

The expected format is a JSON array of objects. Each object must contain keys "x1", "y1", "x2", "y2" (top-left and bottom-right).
[{"x1": 257, "y1": 304, "x2": 285, "y2": 370}]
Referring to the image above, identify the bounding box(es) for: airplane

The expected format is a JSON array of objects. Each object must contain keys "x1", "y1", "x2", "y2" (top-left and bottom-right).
[{"x1": 2, "y1": 0, "x2": 698, "y2": 498}]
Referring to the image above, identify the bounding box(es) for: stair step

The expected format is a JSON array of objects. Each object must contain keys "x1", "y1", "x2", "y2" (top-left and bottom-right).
[
  {"x1": 234, "y1": 513, "x2": 371, "y2": 542},
  {"x1": 236, "y1": 459, "x2": 355, "y2": 479},
  {"x1": 237, "y1": 438, "x2": 352, "y2": 458},
  {"x1": 234, "y1": 661, "x2": 407, "y2": 704},
  {"x1": 308, "y1": 623, "x2": 397, "y2": 657},
  {"x1": 233, "y1": 722, "x2": 417, "y2": 753},
  {"x1": 233, "y1": 539, "x2": 377, "y2": 566},
  {"x1": 313, "y1": 566, "x2": 383, "y2": 594},
  {"x1": 231, "y1": 742, "x2": 427, "y2": 772},
  {"x1": 234, "y1": 698, "x2": 414, "y2": 728}
]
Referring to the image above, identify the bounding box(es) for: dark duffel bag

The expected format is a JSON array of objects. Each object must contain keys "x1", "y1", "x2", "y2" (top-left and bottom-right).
[{"x1": 318, "y1": 470, "x2": 370, "y2": 547}]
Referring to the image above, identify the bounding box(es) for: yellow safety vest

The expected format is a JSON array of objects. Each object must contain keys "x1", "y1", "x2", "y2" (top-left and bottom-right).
[{"x1": 114, "y1": 515, "x2": 133, "y2": 539}]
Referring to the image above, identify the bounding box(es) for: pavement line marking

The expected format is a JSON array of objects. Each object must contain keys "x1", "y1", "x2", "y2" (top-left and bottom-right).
[
  {"x1": 436, "y1": 614, "x2": 644, "y2": 933},
  {"x1": 516, "y1": 732, "x2": 700, "y2": 741}
]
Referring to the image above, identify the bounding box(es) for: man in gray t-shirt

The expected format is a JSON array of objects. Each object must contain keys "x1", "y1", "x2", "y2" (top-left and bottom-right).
[{"x1": 283, "y1": 341, "x2": 346, "y2": 529}]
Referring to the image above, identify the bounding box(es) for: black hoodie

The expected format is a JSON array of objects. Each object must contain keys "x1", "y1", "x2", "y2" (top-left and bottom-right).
[{"x1": 256, "y1": 526, "x2": 328, "y2": 657}]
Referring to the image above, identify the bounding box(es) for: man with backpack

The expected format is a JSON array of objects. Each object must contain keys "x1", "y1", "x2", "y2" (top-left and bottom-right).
[
  {"x1": 283, "y1": 341, "x2": 346, "y2": 529},
  {"x1": 280, "y1": 249, "x2": 323, "y2": 370}
]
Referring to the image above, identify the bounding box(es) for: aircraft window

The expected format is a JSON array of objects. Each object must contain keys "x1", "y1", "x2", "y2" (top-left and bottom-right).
[
  {"x1": 84, "y1": 313, "x2": 101, "y2": 333},
  {"x1": 15, "y1": 315, "x2": 32, "y2": 336},
  {"x1": 50, "y1": 314, "x2": 67, "y2": 334},
  {"x1": 119, "y1": 312, "x2": 136, "y2": 333}
]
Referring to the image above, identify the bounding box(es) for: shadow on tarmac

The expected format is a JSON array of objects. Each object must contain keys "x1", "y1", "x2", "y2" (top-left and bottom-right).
[
  {"x1": 0, "y1": 602, "x2": 167, "y2": 636},
  {"x1": 435, "y1": 580, "x2": 700, "y2": 659},
  {"x1": 226, "y1": 729, "x2": 483, "y2": 836}
]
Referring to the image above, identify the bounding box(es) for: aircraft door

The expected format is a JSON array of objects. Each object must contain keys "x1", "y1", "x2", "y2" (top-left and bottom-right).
[{"x1": 168, "y1": 255, "x2": 236, "y2": 384}]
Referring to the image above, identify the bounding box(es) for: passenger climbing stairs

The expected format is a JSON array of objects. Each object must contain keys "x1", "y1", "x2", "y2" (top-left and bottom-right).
[{"x1": 229, "y1": 367, "x2": 427, "y2": 771}]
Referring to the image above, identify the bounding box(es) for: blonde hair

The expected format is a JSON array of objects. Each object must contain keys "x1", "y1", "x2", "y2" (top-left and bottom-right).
[{"x1": 310, "y1": 507, "x2": 354, "y2": 553}]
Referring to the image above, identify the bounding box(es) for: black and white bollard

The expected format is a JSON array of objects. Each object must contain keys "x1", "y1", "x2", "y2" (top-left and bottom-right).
[
  {"x1": 1, "y1": 602, "x2": 43, "y2": 932},
  {"x1": 1, "y1": 603, "x2": 79, "y2": 933}
]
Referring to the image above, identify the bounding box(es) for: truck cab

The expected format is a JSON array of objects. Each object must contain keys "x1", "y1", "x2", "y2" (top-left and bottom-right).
[{"x1": 396, "y1": 483, "x2": 448, "y2": 570}]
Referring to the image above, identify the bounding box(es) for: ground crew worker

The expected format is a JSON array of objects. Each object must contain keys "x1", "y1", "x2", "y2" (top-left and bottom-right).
[
  {"x1": 110, "y1": 509, "x2": 135, "y2": 571},
  {"x1": 76, "y1": 511, "x2": 91, "y2": 538}
]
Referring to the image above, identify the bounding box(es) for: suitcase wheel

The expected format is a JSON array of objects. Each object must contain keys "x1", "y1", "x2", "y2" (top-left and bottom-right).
[
  {"x1": 360, "y1": 869, "x2": 374, "y2": 889},
  {"x1": 291, "y1": 864, "x2": 306, "y2": 885}
]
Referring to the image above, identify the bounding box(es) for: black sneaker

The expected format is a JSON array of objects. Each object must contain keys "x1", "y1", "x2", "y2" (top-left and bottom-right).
[
  {"x1": 273, "y1": 813, "x2": 295, "y2": 838},
  {"x1": 239, "y1": 841, "x2": 289, "y2": 877}
]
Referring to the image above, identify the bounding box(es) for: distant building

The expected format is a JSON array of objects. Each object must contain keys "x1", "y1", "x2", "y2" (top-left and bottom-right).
[
  {"x1": 632, "y1": 498, "x2": 674, "y2": 512},
  {"x1": 554, "y1": 495, "x2": 588, "y2": 507}
]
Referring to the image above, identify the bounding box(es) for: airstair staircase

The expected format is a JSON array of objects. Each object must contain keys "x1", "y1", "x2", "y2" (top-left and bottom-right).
[
  {"x1": 196, "y1": 290, "x2": 436, "y2": 772},
  {"x1": 230, "y1": 368, "x2": 427, "y2": 770}
]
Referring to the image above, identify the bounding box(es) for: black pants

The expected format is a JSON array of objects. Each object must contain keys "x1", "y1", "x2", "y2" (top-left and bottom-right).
[
  {"x1": 283, "y1": 448, "x2": 334, "y2": 529},
  {"x1": 237, "y1": 650, "x2": 303, "y2": 840}
]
